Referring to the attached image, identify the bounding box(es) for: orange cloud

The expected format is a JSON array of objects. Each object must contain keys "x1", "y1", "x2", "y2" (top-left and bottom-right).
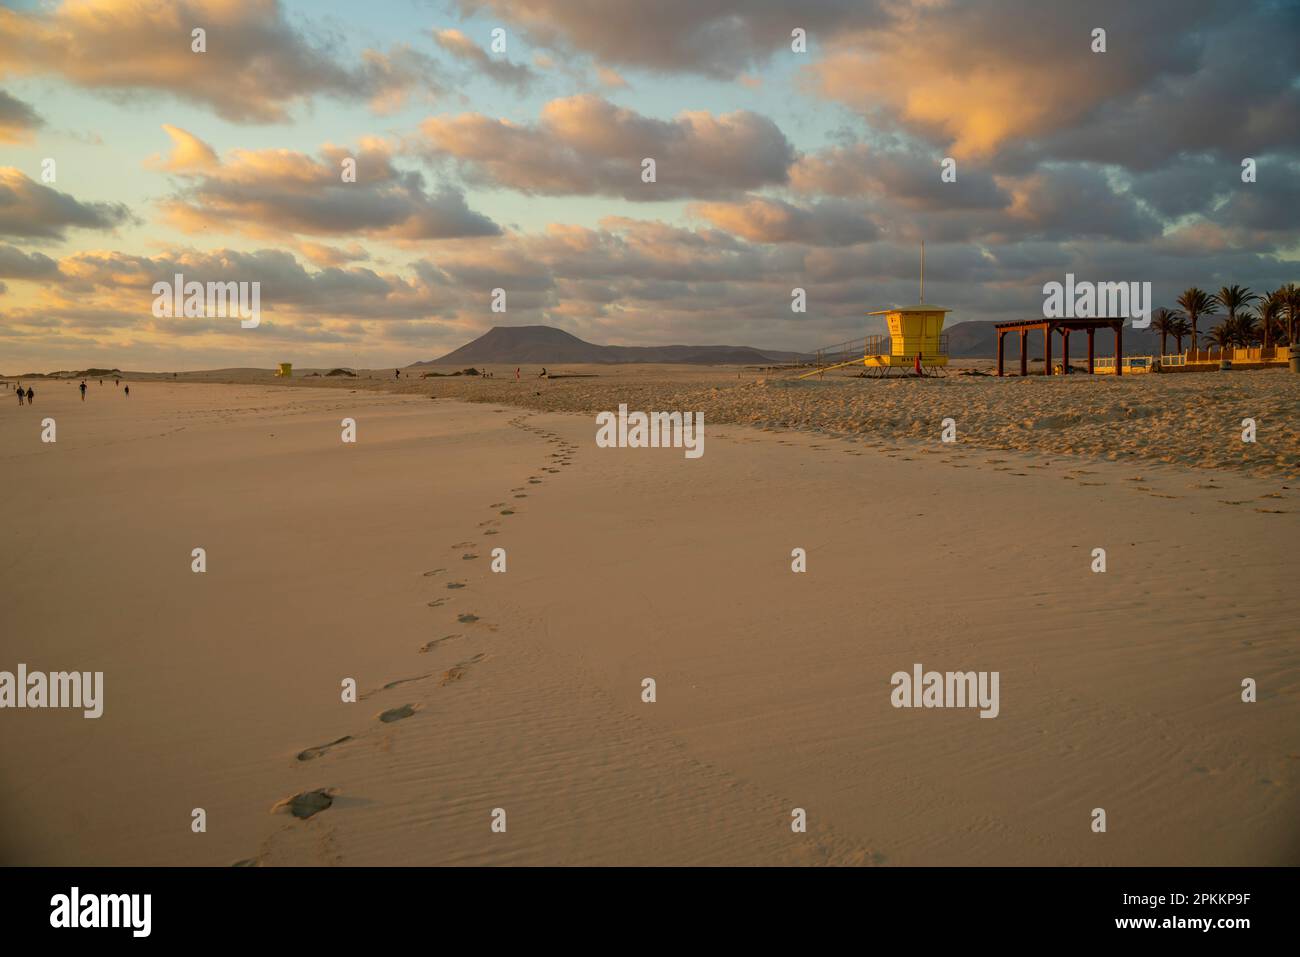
[
  {"x1": 0, "y1": 90, "x2": 43, "y2": 144},
  {"x1": 418, "y1": 95, "x2": 794, "y2": 199},
  {"x1": 154, "y1": 138, "x2": 500, "y2": 240},
  {"x1": 0, "y1": 0, "x2": 443, "y2": 123},
  {"x1": 0, "y1": 167, "x2": 133, "y2": 240},
  {"x1": 146, "y1": 125, "x2": 219, "y2": 172}
]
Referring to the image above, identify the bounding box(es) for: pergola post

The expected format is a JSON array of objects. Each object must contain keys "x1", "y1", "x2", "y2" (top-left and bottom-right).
[
  {"x1": 1087, "y1": 328, "x2": 1095, "y2": 373},
  {"x1": 1019, "y1": 330, "x2": 1028, "y2": 376},
  {"x1": 1061, "y1": 329, "x2": 1070, "y2": 374},
  {"x1": 996, "y1": 330, "x2": 1005, "y2": 377},
  {"x1": 1115, "y1": 322, "x2": 1123, "y2": 376},
  {"x1": 1044, "y1": 324, "x2": 1052, "y2": 376}
]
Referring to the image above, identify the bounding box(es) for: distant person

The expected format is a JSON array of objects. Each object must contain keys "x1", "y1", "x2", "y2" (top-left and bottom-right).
[
  {"x1": 124, "y1": 385, "x2": 130, "y2": 397},
  {"x1": 99, "y1": 379, "x2": 103, "y2": 385},
  {"x1": 395, "y1": 369, "x2": 401, "y2": 379},
  {"x1": 15, "y1": 384, "x2": 23, "y2": 406},
  {"x1": 79, "y1": 380, "x2": 87, "y2": 401},
  {"x1": 25, "y1": 386, "x2": 34, "y2": 405},
  {"x1": 539, "y1": 367, "x2": 547, "y2": 378},
  {"x1": 115, "y1": 378, "x2": 120, "y2": 387},
  {"x1": 515, "y1": 367, "x2": 520, "y2": 381},
  {"x1": 914, "y1": 351, "x2": 923, "y2": 376}
]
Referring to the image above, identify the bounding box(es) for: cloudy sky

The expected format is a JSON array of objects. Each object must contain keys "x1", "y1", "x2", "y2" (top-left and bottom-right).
[{"x1": 1, "y1": 0, "x2": 1297, "y2": 370}]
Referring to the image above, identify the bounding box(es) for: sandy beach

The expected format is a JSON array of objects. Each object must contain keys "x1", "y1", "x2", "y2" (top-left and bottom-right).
[{"x1": 1, "y1": 370, "x2": 1296, "y2": 866}]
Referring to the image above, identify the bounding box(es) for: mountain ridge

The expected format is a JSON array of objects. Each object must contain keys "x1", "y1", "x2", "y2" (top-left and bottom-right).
[
  {"x1": 416, "y1": 325, "x2": 807, "y2": 366},
  {"x1": 417, "y1": 321, "x2": 1168, "y2": 366}
]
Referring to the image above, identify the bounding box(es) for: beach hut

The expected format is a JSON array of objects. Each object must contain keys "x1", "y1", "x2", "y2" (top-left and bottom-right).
[{"x1": 276, "y1": 363, "x2": 292, "y2": 378}]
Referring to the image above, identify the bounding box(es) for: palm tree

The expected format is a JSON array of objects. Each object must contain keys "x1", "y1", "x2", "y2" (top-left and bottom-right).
[
  {"x1": 1216, "y1": 286, "x2": 1258, "y2": 348},
  {"x1": 1207, "y1": 321, "x2": 1235, "y2": 351},
  {"x1": 1171, "y1": 316, "x2": 1192, "y2": 354},
  {"x1": 1257, "y1": 289, "x2": 1285, "y2": 348},
  {"x1": 1280, "y1": 283, "x2": 1300, "y2": 344},
  {"x1": 1232, "y1": 311, "x2": 1259, "y2": 347},
  {"x1": 1151, "y1": 307, "x2": 1181, "y2": 356},
  {"x1": 1177, "y1": 287, "x2": 1219, "y2": 351}
]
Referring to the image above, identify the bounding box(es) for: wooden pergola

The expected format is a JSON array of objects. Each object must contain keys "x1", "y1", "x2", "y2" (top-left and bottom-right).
[{"x1": 994, "y1": 317, "x2": 1125, "y2": 377}]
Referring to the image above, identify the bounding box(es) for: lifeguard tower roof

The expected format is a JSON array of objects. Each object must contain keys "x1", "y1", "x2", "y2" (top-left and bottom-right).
[{"x1": 868, "y1": 305, "x2": 952, "y2": 315}]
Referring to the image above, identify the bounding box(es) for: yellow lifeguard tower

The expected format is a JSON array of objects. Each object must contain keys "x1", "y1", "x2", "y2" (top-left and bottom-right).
[
  {"x1": 276, "y1": 362, "x2": 292, "y2": 378},
  {"x1": 864, "y1": 305, "x2": 951, "y2": 371}
]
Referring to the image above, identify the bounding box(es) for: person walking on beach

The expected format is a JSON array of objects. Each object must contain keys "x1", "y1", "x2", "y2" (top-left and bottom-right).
[
  {"x1": 15, "y1": 383, "x2": 23, "y2": 406},
  {"x1": 539, "y1": 367, "x2": 547, "y2": 379},
  {"x1": 395, "y1": 369, "x2": 401, "y2": 379},
  {"x1": 115, "y1": 378, "x2": 120, "y2": 387},
  {"x1": 25, "y1": 386, "x2": 34, "y2": 405},
  {"x1": 123, "y1": 385, "x2": 130, "y2": 398},
  {"x1": 914, "y1": 351, "x2": 923, "y2": 376},
  {"x1": 79, "y1": 380, "x2": 87, "y2": 401}
]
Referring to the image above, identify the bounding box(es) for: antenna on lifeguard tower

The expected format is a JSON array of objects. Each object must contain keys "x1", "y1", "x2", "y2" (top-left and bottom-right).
[{"x1": 920, "y1": 240, "x2": 925, "y2": 304}]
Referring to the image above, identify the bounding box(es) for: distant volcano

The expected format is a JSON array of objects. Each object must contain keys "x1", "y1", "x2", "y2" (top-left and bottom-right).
[{"x1": 414, "y1": 325, "x2": 807, "y2": 366}]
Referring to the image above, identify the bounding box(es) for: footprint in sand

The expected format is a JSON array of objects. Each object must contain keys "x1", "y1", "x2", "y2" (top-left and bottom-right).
[
  {"x1": 447, "y1": 582, "x2": 466, "y2": 589},
  {"x1": 272, "y1": 788, "x2": 336, "y2": 820},
  {"x1": 422, "y1": 569, "x2": 445, "y2": 577},
  {"x1": 458, "y1": 613, "x2": 480, "y2": 624},
  {"x1": 296, "y1": 736, "x2": 352, "y2": 762},
  {"x1": 427, "y1": 598, "x2": 449, "y2": 607},
  {"x1": 419, "y1": 634, "x2": 462, "y2": 653},
  {"x1": 374, "y1": 672, "x2": 435, "y2": 693},
  {"x1": 1079, "y1": 481, "x2": 1106, "y2": 486},
  {"x1": 1255, "y1": 508, "x2": 1287, "y2": 514},
  {"x1": 462, "y1": 553, "x2": 478, "y2": 560},
  {"x1": 500, "y1": 509, "x2": 515, "y2": 515},
  {"x1": 483, "y1": 529, "x2": 499, "y2": 535},
  {"x1": 378, "y1": 704, "x2": 416, "y2": 723},
  {"x1": 1219, "y1": 500, "x2": 1249, "y2": 506},
  {"x1": 513, "y1": 494, "x2": 527, "y2": 499},
  {"x1": 441, "y1": 654, "x2": 486, "y2": 686},
  {"x1": 489, "y1": 502, "x2": 505, "y2": 508},
  {"x1": 452, "y1": 541, "x2": 475, "y2": 549}
]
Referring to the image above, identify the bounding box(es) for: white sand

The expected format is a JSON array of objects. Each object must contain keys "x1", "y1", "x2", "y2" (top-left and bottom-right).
[{"x1": 1, "y1": 377, "x2": 1296, "y2": 865}]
